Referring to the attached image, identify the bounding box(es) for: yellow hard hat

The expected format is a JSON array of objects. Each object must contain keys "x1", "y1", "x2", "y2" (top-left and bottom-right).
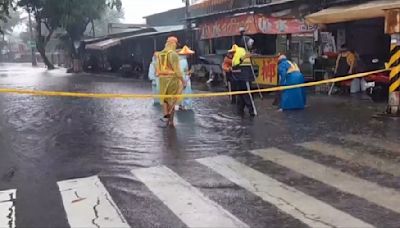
[{"x1": 178, "y1": 45, "x2": 195, "y2": 55}]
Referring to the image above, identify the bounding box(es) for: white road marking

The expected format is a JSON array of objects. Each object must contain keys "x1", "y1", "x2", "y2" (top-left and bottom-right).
[
  {"x1": 57, "y1": 176, "x2": 129, "y2": 228},
  {"x1": 197, "y1": 156, "x2": 373, "y2": 228},
  {"x1": 131, "y1": 166, "x2": 248, "y2": 228},
  {"x1": 299, "y1": 141, "x2": 400, "y2": 176},
  {"x1": 0, "y1": 189, "x2": 16, "y2": 228},
  {"x1": 252, "y1": 148, "x2": 400, "y2": 214},
  {"x1": 344, "y1": 134, "x2": 400, "y2": 154}
]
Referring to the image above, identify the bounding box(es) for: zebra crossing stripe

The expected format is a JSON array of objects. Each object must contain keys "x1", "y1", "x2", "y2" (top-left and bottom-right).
[
  {"x1": 344, "y1": 135, "x2": 400, "y2": 154},
  {"x1": 131, "y1": 166, "x2": 248, "y2": 228},
  {"x1": 57, "y1": 176, "x2": 130, "y2": 228},
  {"x1": 252, "y1": 148, "x2": 400, "y2": 214},
  {"x1": 197, "y1": 156, "x2": 373, "y2": 228},
  {"x1": 299, "y1": 141, "x2": 400, "y2": 176},
  {"x1": 0, "y1": 189, "x2": 16, "y2": 228}
]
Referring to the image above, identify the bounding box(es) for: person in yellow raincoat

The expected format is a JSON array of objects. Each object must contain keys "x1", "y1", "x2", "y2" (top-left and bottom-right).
[{"x1": 156, "y1": 36, "x2": 185, "y2": 127}]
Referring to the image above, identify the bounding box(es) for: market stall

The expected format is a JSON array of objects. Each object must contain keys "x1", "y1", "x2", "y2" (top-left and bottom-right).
[{"x1": 306, "y1": 0, "x2": 397, "y2": 96}]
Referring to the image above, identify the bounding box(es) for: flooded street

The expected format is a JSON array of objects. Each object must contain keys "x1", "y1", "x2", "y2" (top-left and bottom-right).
[{"x1": 0, "y1": 63, "x2": 399, "y2": 228}]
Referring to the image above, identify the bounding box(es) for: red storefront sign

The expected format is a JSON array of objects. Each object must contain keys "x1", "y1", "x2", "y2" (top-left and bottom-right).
[{"x1": 200, "y1": 14, "x2": 317, "y2": 39}]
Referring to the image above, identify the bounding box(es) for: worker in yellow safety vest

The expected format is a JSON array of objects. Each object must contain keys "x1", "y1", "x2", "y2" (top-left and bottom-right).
[
  {"x1": 155, "y1": 36, "x2": 185, "y2": 127},
  {"x1": 230, "y1": 36, "x2": 257, "y2": 116}
]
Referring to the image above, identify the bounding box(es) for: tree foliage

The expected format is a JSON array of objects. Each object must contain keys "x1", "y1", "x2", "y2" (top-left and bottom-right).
[
  {"x1": 0, "y1": 9, "x2": 21, "y2": 35},
  {"x1": 59, "y1": 0, "x2": 122, "y2": 48},
  {"x1": 18, "y1": 0, "x2": 62, "y2": 34},
  {"x1": 16, "y1": 0, "x2": 122, "y2": 70},
  {"x1": 86, "y1": 7, "x2": 124, "y2": 37},
  {"x1": 18, "y1": 0, "x2": 64, "y2": 69},
  {"x1": 0, "y1": 0, "x2": 15, "y2": 33}
]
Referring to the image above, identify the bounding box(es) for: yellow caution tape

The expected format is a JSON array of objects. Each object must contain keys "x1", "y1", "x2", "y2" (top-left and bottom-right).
[{"x1": 0, "y1": 69, "x2": 389, "y2": 99}]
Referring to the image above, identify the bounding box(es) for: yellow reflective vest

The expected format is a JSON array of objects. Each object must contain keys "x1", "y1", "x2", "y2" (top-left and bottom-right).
[
  {"x1": 232, "y1": 46, "x2": 251, "y2": 67},
  {"x1": 287, "y1": 61, "x2": 300, "y2": 74},
  {"x1": 155, "y1": 50, "x2": 175, "y2": 77}
]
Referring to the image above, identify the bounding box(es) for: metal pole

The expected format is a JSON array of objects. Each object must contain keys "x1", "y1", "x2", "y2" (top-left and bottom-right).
[
  {"x1": 28, "y1": 9, "x2": 37, "y2": 67},
  {"x1": 241, "y1": 32, "x2": 263, "y2": 99},
  {"x1": 153, "y1": 37, "x2": 157, "y2": 52},
  {"x1": 185, "y1": 0, "x2": 190, "y2": 18},
  {"x1": 385, "y1": 9, "x2": 400, "y2": 115},
  {"x1": 184, "y1": 0, "x2": 191, "y2": 29},
  {"x1": 286, "y1": 34, "x2": 292, "y2": 60},
  {"x1": 246, "y1": 81, "x2": 258, "y2": 116},
  {"x1": 228, "y1": 81, "x2": 232, "y2": 101},
  {"x1": 184, "y1": 0, "x2": 193, "y2": 50}
]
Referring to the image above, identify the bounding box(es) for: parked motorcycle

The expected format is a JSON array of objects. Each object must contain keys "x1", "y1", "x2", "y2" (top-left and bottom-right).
[{"x1": 365, "y1": 72, "x2": 389, "y2": 102}]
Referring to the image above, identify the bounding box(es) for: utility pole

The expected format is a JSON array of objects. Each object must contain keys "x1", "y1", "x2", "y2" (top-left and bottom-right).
[
  {"x1": 28, "y1": 9, "x2": 37, "y2": 67},
  {"x1": 184, "y1": 0, "x2": 192, "y2": 47},
  {"x1": 184, "y1": 0, "x2": 190, "y2": 29},
  {"x1": 385, "y1": 8, "x2": 400, "y2": 115}
]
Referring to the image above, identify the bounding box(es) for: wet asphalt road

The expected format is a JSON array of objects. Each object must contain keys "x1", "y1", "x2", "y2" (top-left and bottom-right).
[{"x1": 0, "y1": 63, "x2": 399, "y2": 228}]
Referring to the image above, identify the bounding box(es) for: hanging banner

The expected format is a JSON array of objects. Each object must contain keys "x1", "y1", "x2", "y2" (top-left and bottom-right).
[
  {"x1": 200, "y1": 14, "x2": 317, "y2": 39},
  {"x1": 252, "y1": 56, "x2": 280, "y2": 86}
]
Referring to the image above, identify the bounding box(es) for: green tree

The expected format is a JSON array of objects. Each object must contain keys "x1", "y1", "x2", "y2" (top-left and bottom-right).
[
  {"x1": 86, "y1": 7, "x2": 124, "y2": 37},
  {"x1": 0, "y1": 0, "x2": 14, "y2": 33},
  {"x1": 58, "y1": 0, "x2": 121, "y2": 71},
  {"x1": 0, "y1": 9, "x2": 21, "y2": 36},
  {"x1": 18, "y1": 0, "x2": 62, "y2": 69},
  {"x1": 0, "y1": 9, "x2": 20, "y2": 59},
  {"x1": 17, "y1": 0, "x2": 121, "y2": 71}
]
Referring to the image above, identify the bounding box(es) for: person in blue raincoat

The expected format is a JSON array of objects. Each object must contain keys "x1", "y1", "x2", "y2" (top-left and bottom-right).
[
  {"x1": 178, "y1": 46, "x2": 195, "y2": 110},
  {"x1": 148, "y1": 52, "x2": 160, "y2": 105},
  {"x1": 278, "y1": 55, "x2": 306, "y2": 111}
]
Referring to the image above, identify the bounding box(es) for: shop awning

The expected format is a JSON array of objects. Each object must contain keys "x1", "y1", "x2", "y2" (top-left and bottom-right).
[
  {"x1": 85, "y1": 38, "x2": 121, "y2": 51},
  {"x1": 121, "y1": 25, "x2": 185, "y2": 40},
  {"x1": 306, "y1": 0, "x2": 400, "y2": 25}
]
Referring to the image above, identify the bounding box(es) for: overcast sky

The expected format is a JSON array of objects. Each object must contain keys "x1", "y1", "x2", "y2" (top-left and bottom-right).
[{"x1": 122, "y1": 0, "x2": 185, "y2": 24}]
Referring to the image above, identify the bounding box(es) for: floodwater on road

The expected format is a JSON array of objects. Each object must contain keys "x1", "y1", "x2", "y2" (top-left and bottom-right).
[{"x1": 0, "y1": 63, "x2": 399, "y2": 228}]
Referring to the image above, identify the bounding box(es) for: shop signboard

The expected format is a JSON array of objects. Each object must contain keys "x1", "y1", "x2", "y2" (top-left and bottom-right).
[
  {"x1": 252, "y1": 55, "x2": 279, "y2": 86},
  {"x1": 200, "y1": 14, "x2": 317, "y2": 39}
]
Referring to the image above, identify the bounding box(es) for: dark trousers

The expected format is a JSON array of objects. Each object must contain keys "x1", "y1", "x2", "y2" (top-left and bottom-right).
[
  {"x1": 227, "y1": 73, "x2": 238, "y2": 104},
  {"x1": 234, "y1": 80, "x2": 254, "y2": 115},
  {"x1": 273, "y1": 91, "x2": 281, "y2": 106},
  {"x1": 229, "y1": 80, "x2": 238, "y2": 104}
]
